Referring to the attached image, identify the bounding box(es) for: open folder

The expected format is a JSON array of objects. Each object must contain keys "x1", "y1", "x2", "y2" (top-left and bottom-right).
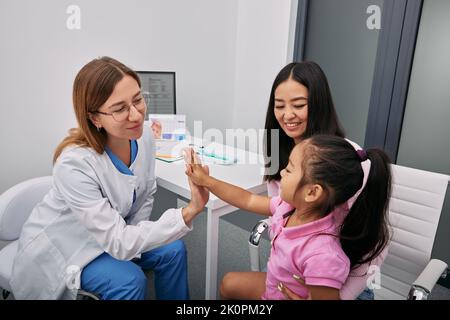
[{"x1": 155, "y1": 140, "x2": 186, "y2": 162}]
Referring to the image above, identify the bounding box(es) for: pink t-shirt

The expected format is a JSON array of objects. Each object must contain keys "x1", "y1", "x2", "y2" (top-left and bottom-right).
[
  {"x1": 262, "y1": 196, "x2": 350, "y2": 300},
  {"x1": 266, "y1": 177, "x2": 389, "y2": 300}
]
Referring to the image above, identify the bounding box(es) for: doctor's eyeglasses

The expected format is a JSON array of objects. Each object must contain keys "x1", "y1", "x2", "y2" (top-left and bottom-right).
[{"x1": 93, "y1": 93, "x2": 148, "y2": 122}]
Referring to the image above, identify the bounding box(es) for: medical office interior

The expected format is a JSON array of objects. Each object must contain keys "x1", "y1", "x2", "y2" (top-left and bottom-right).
[{"x1": 1, "y1": 0, "x2": 450, "y2": 300}]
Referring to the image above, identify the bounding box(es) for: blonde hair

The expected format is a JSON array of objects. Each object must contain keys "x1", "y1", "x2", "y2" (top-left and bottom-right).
[{"x1": 53, "y1": 57, "x2": 141, "y2": 163}]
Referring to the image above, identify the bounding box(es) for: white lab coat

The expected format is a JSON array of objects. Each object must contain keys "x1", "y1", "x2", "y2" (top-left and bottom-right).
[{"x1": 10, "y1": 126, "x2": 192, "y2": 299}]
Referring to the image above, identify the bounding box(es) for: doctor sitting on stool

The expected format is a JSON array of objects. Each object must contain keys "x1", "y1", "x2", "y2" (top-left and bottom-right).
[{"x1": 10, "y1": 56, "x2": 208, "y2": 300}]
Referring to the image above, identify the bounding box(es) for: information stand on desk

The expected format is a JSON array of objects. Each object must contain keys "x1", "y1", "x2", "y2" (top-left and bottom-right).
[{"x1": 154, "y1": 138, "x2": 267, "y2": 299}]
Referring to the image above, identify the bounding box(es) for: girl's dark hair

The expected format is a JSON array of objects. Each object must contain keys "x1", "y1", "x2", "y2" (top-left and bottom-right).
[
  {"x1": 299, "y1": 135, "x2": 391, "y2": 268},
  {"x1": 264, "y1": 61, "x2": 345, "y2": 182}
]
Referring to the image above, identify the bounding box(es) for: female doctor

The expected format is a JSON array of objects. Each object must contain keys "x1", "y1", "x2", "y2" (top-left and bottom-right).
[{"x1": 10, "y1": 57, "x2": 208, "y2": 300}]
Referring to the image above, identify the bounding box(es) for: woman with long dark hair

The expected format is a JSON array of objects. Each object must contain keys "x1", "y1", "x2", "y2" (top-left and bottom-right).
[{"x1": 262, "y1": 62, "x2": 387, "y2": 300}]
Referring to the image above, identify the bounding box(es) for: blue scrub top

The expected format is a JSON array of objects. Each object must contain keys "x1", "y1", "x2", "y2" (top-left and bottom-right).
[{"x1": 105, "y1": 140, "x2": 138, "y2": 203}]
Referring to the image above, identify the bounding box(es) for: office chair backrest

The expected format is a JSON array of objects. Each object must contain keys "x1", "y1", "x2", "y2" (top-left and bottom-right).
[
  {"x1": 376, "y1": 164, "x2": 449, "y2": 299},
  {"x1": 0, "y1": 176, "x2": 53, "y2": 241}
]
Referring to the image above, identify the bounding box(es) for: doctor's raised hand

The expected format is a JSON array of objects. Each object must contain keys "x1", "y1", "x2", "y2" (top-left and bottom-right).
[
  {"x1": 10, "y1": 57, "x2": 204, "y2": 300},
  {"x1": 182, "y1": 158, "x2": 209, "y2": 225}
]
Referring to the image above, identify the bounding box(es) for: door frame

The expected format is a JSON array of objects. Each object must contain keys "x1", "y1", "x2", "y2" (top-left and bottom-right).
[{"x1": 293, "y1": 0, "x2": 424, "y2": 162}]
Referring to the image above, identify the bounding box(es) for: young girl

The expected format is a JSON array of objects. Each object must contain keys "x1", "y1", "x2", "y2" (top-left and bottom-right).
[
  {"x1": 185, "y1": 134, "x2": 391, "y2": 300},
  {"x1": 263, "y1": 61, "x2": 386, "y2": 299}
]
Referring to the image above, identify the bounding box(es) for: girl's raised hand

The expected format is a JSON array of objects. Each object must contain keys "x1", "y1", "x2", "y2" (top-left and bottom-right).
[{"x1": 183, "y1": 148, "x2": 211, "y2": 187}]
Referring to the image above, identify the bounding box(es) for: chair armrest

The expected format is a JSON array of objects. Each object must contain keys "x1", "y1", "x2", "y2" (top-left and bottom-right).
[
  {"x1": 248, "y1": 219, "x2": 270, "y2": 272},
  {"x1": 408, "y1": 259, "x2": 448, "y2": 300},
  {"x1": 76, "y1": 289, "x2": 100, "y2": 300}
]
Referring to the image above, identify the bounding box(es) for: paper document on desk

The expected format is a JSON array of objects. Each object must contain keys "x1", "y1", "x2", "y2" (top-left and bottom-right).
[{"x1": 155, "y1": 140, "x2": 188, "y2": 163}]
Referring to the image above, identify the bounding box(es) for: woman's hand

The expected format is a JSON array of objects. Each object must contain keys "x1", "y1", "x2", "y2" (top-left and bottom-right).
[
  {"x1": 182, "y1": 178, "x2": 209, "y2": 224},
  {"x1": 187, "y1": 174, "x2": 209, "y2": 212},
  {"x1": 279, "y1": 274, "x2": 340, "y2": 300},
  {"x1": 278, "y1": 275, "x2": 312, "y2": 300},
  {"x1": 183, "y1": 148, "x2": 211, "y2": 188},
  {"x1": 181, "y1": 148, "x2": 210, "y2": 224}
]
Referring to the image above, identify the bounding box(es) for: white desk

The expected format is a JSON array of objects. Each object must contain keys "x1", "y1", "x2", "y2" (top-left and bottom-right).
[{"x1": 154, "y1": 139, "x2": 267, "y2": 299}]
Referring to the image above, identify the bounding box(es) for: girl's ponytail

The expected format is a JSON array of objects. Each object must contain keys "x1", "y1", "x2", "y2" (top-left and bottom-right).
[{"x1": 340, "y1": 149, "x2": 392, "y2": 267}]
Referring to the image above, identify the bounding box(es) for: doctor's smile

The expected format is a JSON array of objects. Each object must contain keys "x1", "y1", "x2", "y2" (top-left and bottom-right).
[{"x1": 127, "y1": 123, "x2": 143, "y2": 131}]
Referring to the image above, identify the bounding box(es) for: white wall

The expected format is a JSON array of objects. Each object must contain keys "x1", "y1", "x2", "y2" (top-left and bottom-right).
[
  {"x1": 0, "y1": 0, "x2": 294, "y2": 193},
  {"x1": 0, "y1": 0, "x2": 239, "y2": 193},
  {"x1": 232, "y1": 0, "x2": 295, "y2": 139}
]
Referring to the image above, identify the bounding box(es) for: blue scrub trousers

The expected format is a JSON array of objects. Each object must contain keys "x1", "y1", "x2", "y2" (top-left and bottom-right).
[
  {"x1": 356, "y1": 287, "x2": 375, "y2": 300},
  {"x1": 80, "y1": 239, "x2": 190, "y2": 300}
]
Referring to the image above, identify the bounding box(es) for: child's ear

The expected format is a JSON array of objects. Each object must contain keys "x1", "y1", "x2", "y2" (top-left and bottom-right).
[{"x1": 304, "y1": 184, "x2": 323, "y2": 203}]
